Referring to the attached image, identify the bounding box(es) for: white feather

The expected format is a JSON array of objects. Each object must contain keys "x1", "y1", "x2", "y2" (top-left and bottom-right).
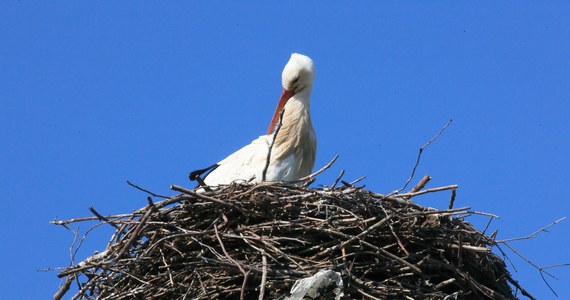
[{"x1": 203, "y1": 134, "x2": 300, "y2": 186}]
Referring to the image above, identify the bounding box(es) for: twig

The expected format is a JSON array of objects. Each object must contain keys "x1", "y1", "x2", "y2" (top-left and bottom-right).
[
  {"x1": 240, "y1": 270, "x2": 251, "y2": 300},
  {"x1": 476, "y1": 216, "x2": 495, "y2": 245},
  {"x1": 349, "y1": 176, "x2": 366, "y2": 185},
  {"x1": 448, "y1": 188, "x2": 457, "y2": 209},
  {"x1": 340, "y1": 180, "x2": 353, "y2": 188},
  {"x1": 70, "y1": 272, "x2": 105, "y2": 300},
  {"x1": 160, "y1": 248, "x2": 175, "y2": 286},
  {"x1": 406, "y1": 206, "x2": 471, "y2": 217},
  {"x1": 390, "y1": 119, "x2": 453, "y2": 196},
  {"x1": 298, "y1": 154, "x2": 340, "y2": 182},
  {"x1": 468, "y1": 211, "x2": 501, "y2": 219},
  {"x1": 379, "y1": 205, "x2": 409, "y2": 256},
  {"x1": 500, "y1": 240, "x2": 566, "y2": 297},
  {"x1": 538, "y1": 270, "x2": 558, "y2": 297},
  {"x1": 89, "y1": 206, "x2": 120, "y2": 230},
  {"x1": 409, "y1": 174, "x2": 431, "y2": 193},
  {"x1": 397, "y1": 184, "x2": 458, "y2": 198},
  {"x1": 214, "y1": 224, "x2": 248, "y2": 300},
  {"x1": 126, "y1": 180, "x2": 169, "y2": 198},
  {"x1": 356, "y1": 287, "x2": 383, "y2": 300},
  {"x1": 53, "y1": 275, "x2": 74, "y2": 300},
  {"x1": 500, "y1": 242, "x2": 556, "y2": 279},
  {"x1": 331, "y1": 170, "x2": 345, "y2": 189},
  {"x1": 195, "y1": 176, "x2": 213, "y2": 192},
  {"x1": 115, "y1": 204, "x2": 155, "y2": 260},
  {"x1": 68, "y1": 225, "x2": 80, "y2": 266},
  {"x1": 262, "y1": 109, "x2": 285, "y2": 182},
  {"x1": 51, "y1": 213, "x2": 136, "y2": 225},
  {"x1": 170, "y1": 184, "x2": 244, "y2": 214},
  {"x1": 504, "y1": 273, "x2": 537, "y2": 300},
  {"x1": 540, "y1": 263, "x2": 570, "y2": 270},
  {"x1": 258, "y1": 251, "x2": 267, "y2": 300},
  {"x1": 496, "y1": 217, "x2": 566, "y2": 243},
  {"x1": 435, "y1": 278, "x2": 456, "y2": 290}
]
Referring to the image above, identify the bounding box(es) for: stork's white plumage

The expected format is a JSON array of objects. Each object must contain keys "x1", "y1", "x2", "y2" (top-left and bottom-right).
[{"x1": 193, "y1": 53, "x2": 317, "y2": 186}]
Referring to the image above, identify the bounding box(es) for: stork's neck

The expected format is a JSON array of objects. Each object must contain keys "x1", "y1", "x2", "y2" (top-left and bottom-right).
[
  {"x1": 280, "y1": 87, "x2": 312, "y2": 140},
  {"x1": 271, "y1": 87, "x2": 317, "y2": 177},
  {"x1": 285, "y1": 88, "x2": 311, "y2": 115}
]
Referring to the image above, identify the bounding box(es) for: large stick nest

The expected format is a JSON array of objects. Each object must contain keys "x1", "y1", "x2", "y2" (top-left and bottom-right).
[{"x1": 54, "y1": 181, "x2": 531, "y2": 300}]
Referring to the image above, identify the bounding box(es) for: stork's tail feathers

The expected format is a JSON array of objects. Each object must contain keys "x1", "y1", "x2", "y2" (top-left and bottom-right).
[{"x1": 189, "y1": 164, "x2": 219, "y2": 189}]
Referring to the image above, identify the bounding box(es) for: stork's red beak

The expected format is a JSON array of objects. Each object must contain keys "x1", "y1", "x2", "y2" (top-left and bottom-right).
[{"x1": 266, "y1": 88, "x2": 295, "y2": 135}]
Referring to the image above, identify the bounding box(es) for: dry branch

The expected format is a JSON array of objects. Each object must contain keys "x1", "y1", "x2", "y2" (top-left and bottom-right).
[
  {"x1": 263, "y1": 109, "x2": 285, "y2": 182},
  {"x1": 391, "y1": 119, "x2": 453, "y2": 196}
]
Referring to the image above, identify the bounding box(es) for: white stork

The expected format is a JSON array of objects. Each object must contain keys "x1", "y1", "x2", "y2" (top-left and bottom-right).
[{"x1": 190, "y1": 53, "x2": 316, "y2": 186}]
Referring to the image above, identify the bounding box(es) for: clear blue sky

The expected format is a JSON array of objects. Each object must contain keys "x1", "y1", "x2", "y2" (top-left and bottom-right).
[{"x1": 1, "y1": 2, "x2": 569, "y2": 299}]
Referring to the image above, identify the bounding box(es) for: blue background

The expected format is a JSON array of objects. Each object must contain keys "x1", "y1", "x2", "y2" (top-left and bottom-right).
[{"x1": 1, "y1": 2, "x2": 569, "y2": 299}]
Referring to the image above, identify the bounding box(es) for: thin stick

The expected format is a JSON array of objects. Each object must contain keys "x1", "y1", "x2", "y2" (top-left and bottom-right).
[
  {"x1": 68, "y1": 226, "x2": 80, "y2": 266},
  {"x1": 496, "y1": 217, "x2": 566, "y2": 243},
  {"x1": 349, "y1": 176, "x2": 366, "y2": 185},
  {"x1": 298, "y1": 154, "x2": 340, "y2": 182},
  {"x1": 501, "y1": 242, "x2": 557, "y2": 281},
  {"x1": 262, "y1": 110, "x2": 285, "y2": 182},
  {"x1": 160, "y1": 248, "x2": 175, "y2": 286},
  {"x1": 170, "y1": 184, "x2": 244, "y2": 214},
  {"x1": 214, "y1": 224, "x2": 248, "y2": 300},
  {"x1": 539, "y1": 270, "x2": 558, "y2": 297},
  {"x1": 126, "y1": 180, "x2": 169, "y2": 198},
  {"x1": 258, "y1": 251, "x2": 267, "y2": 300},
  {"x1": 540, "y1": 263, "x2": 570, "y2": 270},
  {"x1": 406, "y1": 206, "x2": 471, "y2": 217},
  {"x1": 53, "y1": 275, "x2": 74, "y2": 300},
  {"x1": 331, "y1": 170, "x2": 345, "y2": 189},
  {"x1": 356, "y1": 287, "x2": 383, "y2": 300},
  {"x1": 397, "y1": 185, "x2": 458, "y2": 198},
  {"x1": 115, "y1": 204, "x2": 155, "y2": 260},
  {"x1": 240, "y1": 271, "x2": 251, "y2": 300},
  {"x1": 391, "y1": 119, "x2": 453, "y2": 196},
  {"x1": 502, "y1": 239, "x2": 566, "y2": 298},
  {"x1": 380, "y1": 205, "x2": 409, "y2": 256},
  {"x1": 409, "y1": 175, "x2": 431, "y2": 193},
  {"x1": 468, "y1": 211, "x2": 501, "y2": 219},
  {"x1": 476, "y1": 216, "x2": 495, "y2": 245},
  {"x1": 448, "y1": 188, "x2": 457, "y2": 209},
  {"x1": 89, "y1": 206, "x2": 120, "y2": 230},
  {"x1": 70, "y1": 271, "x2": 108, "y2": 300},
  {"x1": 51, "y1": 213, "x2": 136, "y2": 225},
  {"x1": 504, "y1": 273, "x2": 537, "y2": 300},
  {"x1": 195, "y1": 176, "x2": 213, "y2": 192}
]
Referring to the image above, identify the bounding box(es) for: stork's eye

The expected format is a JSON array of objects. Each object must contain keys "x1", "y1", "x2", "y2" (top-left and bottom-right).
[{"x1": 292, "y1": 76, "x2": 299, "y2": 85}]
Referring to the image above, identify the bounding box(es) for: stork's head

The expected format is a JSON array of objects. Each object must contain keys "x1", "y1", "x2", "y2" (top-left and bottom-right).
[
  {"x1": 282, "y1": 53, "x2": 315, "y2": 93},
  {"x1": 267, "y1": 53, "x2": 315, "y2": 134}
]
